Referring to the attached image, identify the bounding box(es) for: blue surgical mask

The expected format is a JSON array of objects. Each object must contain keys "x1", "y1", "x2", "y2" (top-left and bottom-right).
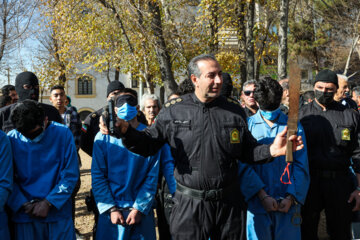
[
  {"x1": 260, "y1": 108, "x2": 281, "y2": 121},
  {"x1": 117, "y1": 103, "x2": 138, "y2": 121}
]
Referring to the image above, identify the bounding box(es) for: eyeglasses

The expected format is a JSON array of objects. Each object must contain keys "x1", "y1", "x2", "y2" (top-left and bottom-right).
[{"x1": 243, "y1": 91, "x2": 254, "y2": 96}]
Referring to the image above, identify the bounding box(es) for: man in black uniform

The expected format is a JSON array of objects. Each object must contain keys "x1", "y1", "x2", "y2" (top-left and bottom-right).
[
  {"x1": 0, "y1": 71, "x2": 62, "y2": 133},
  {"x1": 300, "y1": 69, "x2": 360, "y2": 240},
  {"x1": 101, "y1": 54, "x2": 303, "y2": 240}
]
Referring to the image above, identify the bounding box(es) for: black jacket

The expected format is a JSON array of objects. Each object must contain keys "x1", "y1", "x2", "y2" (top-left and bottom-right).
[
  {"x1": 0, "y1": 102, "x2": 62, "y2": 133},
  {"x1": 299, "y1": 100, "x2": 360, "y2": 173},
  {"x1": 123, "y1": 93, "x2": 272, "y2": 190}
]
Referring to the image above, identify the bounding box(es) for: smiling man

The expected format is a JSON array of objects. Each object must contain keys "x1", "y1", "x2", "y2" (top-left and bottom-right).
[{"x1": 99, "y1": 54, "x2": 304, "y2": 240}]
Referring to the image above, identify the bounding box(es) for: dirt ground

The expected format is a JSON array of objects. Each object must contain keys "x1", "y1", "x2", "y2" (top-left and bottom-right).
[{"x1": 74, "y1": 149, "x2": 95, "y2": 240}]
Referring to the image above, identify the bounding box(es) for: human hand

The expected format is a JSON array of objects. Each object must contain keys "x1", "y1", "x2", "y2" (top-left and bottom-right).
[
  {"x1": 270, "y1": 127, "x2": 304, "y2": 157},
  {"x1": 110, "y1": 209, "x2": 125, "y2": 225},
  {"x1": 31, "y1": 199, "x2": 51, "y2": 218},
  {"x1": 261, "y1": 196, "x2": 278, "y2": 212},
  {"x1": 348, "y1": 189, "x2": 360, "y2": 211},
  {"x1": 126, "y1": 209, "x2": 142, "y2": 225},
  {"x1": 278, "y1": 197, "x2": 293, "y2": 213},
  {"x1": 22, "y1": 202, "x2": 35, "y2": 216},
  {"x1": 99, "y1": 114, "x2": 128, "y2": 136}
]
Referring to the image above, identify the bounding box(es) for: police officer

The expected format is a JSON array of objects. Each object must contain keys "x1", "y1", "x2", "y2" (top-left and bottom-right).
[
  {"x1": 100, "y1": 54, "x2": 303, "y2": 240},
  {"x1": 300, "y1": 69, "x2": 360, "y2": 239}
]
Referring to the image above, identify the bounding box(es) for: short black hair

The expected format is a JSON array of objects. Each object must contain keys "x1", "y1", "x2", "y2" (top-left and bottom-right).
[
  {"x1": 254, "y1": 77, "x2": 283, "y2": 111},
  {"x1": 176, "y1": 78, "x2": 195, "y2": 96},
  {"x1": 1, "y1": 85, "x2": 15, "y2": 96},
  {"x1": 50, "y1": 85, "x2": 65, "y2": 93},
  {"x1": 0, "y1": 95, "x2": 12, "y2": 108},
  {"x1": 10, "y1": 100, "x2": 45, "y2": 134}
]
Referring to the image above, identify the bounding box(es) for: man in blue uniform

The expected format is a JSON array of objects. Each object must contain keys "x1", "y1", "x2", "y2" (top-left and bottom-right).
[
  {"x1": 240, "y1": 77, "x2": 309, "y2": 240},
  {"x1": 0, "y1": 130, "x2": 13, "y2": 240},
  {"x1": 6, "y1": 100, "x2": 79, "y2": 240},
  {"x1": 92, "y1": 93, "x2": 160, "y2": 239}
]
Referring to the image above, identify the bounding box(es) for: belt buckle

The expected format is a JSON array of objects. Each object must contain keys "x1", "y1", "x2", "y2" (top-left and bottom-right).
[{"x1": 205, "y1": 190, "x2": 220, "y2": 201}]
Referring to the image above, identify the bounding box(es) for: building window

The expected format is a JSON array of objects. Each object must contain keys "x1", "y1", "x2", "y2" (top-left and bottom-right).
[{"x1": 78, "y1": 76, "x2": 93, "y2": 95}]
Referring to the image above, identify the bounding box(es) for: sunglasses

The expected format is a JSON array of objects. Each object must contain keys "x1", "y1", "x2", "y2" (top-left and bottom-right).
[{"x1": 243, "y1": 91, "x2": 254, "y2": 96}]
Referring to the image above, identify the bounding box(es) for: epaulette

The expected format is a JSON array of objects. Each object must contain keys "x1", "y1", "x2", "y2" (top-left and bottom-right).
[
  {"x1": 164, "y1": 97, "x2": 183, "y2": 108},
  {"x1": 227, "y1": 97, "x2": 241, "y2": 106},
  {"x1": 91, "y1": 113, "x2": 97, "y2": 118}
]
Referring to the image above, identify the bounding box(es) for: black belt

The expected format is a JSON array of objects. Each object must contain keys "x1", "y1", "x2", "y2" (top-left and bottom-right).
[
  {"x1": 176, "y1": 182, "x2": 236, "y2": 201},
  {"x1": 311, "y1": 169, "x2": 349, "y2": 179}
]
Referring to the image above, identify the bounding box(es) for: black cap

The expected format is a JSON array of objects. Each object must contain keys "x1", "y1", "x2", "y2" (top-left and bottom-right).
[
  {"x1": 314, "y1": 69, "x2": 338, "y2": 88},
  {"x1": 107, "y1": 81, "x2": 125, "y2": 97}
]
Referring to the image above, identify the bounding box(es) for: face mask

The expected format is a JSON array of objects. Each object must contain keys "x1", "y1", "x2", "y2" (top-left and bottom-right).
[
  {"x1": 117, "y1": 103, "x2": 138, "y2": 121},
  {"x1": 15, "y1": 72, "x2": 40, "y2": 102},
  {"x1": 260, "y1": 108, "x2": 281, "y2": 121},
  {"x1": 315, "y1": 90, "x2": 334, "y2": 106}
]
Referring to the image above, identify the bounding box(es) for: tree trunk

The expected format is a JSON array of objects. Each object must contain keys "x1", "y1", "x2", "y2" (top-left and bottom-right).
[
  {"x1": 236, "y1": 0, "x2": 247, "y2": 85},
  {"x1": 343, "y1": 35, "x2": 359, "y2": 76},
  {"x1": 148, "y1": 1, "x2": 178, "y2": 95},
  {"x1": 246, "y1": 0, "x2": 255, "y2": 81},
  {"x1": 277, "y1": 0, "x2": 289, "y2": 80},
  {"x1": 209, "y1": 0, "x2": 219, "y2": 54}
]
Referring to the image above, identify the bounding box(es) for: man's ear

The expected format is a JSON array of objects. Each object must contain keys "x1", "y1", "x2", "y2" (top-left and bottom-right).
[{"x1": 191, "y1": 74, "x2": 198, "y2": 87}]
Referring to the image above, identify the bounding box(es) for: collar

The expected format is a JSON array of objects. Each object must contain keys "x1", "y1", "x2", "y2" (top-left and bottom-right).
[
  {"x1": 252, "y1": 109, "x2": 287, "y2": 125},
  {"x1": 190, "y1": 93, "x2": 221, "y2": 108}
]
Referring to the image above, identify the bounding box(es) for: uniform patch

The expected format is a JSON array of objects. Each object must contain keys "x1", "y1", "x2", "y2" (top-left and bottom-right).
[
  {"x1": 230, "y1": 129, "x2": 240, "y2": 144},
  {"x1": 165, "y1": 102, "x2": 171, "y2": 108},
  {"x1": 81, "y1": 124, "x2": 88, "y2": 133},
  {"x1": 176, "y1": 98, "x2": 182, "y2": 103},
  {"x1": 91, "y1": 113, "x2": 97, "y2": 118},
  {"x1": 341, "y1": 128, "x2": 350, "y2": 141}
]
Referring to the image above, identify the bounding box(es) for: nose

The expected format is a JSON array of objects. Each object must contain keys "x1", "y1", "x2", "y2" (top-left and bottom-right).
[{"x1": 215, "y1": 74, "x2": 222, "y2": 84}]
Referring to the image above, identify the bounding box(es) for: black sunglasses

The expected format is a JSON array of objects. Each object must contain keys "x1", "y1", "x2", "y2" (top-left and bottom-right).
[{"x1": 243, "y1": 91, "x2": 254, "y2": 96}]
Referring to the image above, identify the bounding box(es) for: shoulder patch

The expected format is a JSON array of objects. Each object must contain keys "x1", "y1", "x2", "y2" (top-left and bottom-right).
[{"x1": 164, "y1": 97, "x2": 183, "y2": 108}]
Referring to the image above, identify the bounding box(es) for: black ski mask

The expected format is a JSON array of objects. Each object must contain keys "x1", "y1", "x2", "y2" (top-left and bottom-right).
[
  {"x1": 15, "y1": 72, "x2": 40, "y2": 102},
  {"x1": 314, "y1": 90, "x2": 335, "y2": 106}
]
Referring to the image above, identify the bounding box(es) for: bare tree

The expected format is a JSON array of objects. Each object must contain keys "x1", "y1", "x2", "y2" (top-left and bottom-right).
[{"x1": 0, "y1": 0, "x2": 38, "y2": 67}]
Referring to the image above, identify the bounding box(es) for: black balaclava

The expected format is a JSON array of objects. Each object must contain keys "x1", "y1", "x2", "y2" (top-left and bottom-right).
[{"x1": 15, "y1": 72, "x2": 40, "y2": 102}]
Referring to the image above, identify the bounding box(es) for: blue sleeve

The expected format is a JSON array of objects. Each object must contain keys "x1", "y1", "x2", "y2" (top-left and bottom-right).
[
  {"x1": 45, "y1": 128, "x2": 80, "y2": 210},
  {"x1": 160, "y1": 144, "x2": 176, "y2": 194},
  {"x1": 0, "y1": 132, "x2": 13, "y2": 212},
  {"x1": 133, "y1": 154, "x2": 159, "y2": 215},
  {"x1": 238, "y1": 162, "x2": 265, "y2": 202},
  {"x1": 91, "y1": 134, "x2": 116, "y2": 214},
  {"x1": 286, "y1": 123, "x2": 310, "y2": 205}
]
